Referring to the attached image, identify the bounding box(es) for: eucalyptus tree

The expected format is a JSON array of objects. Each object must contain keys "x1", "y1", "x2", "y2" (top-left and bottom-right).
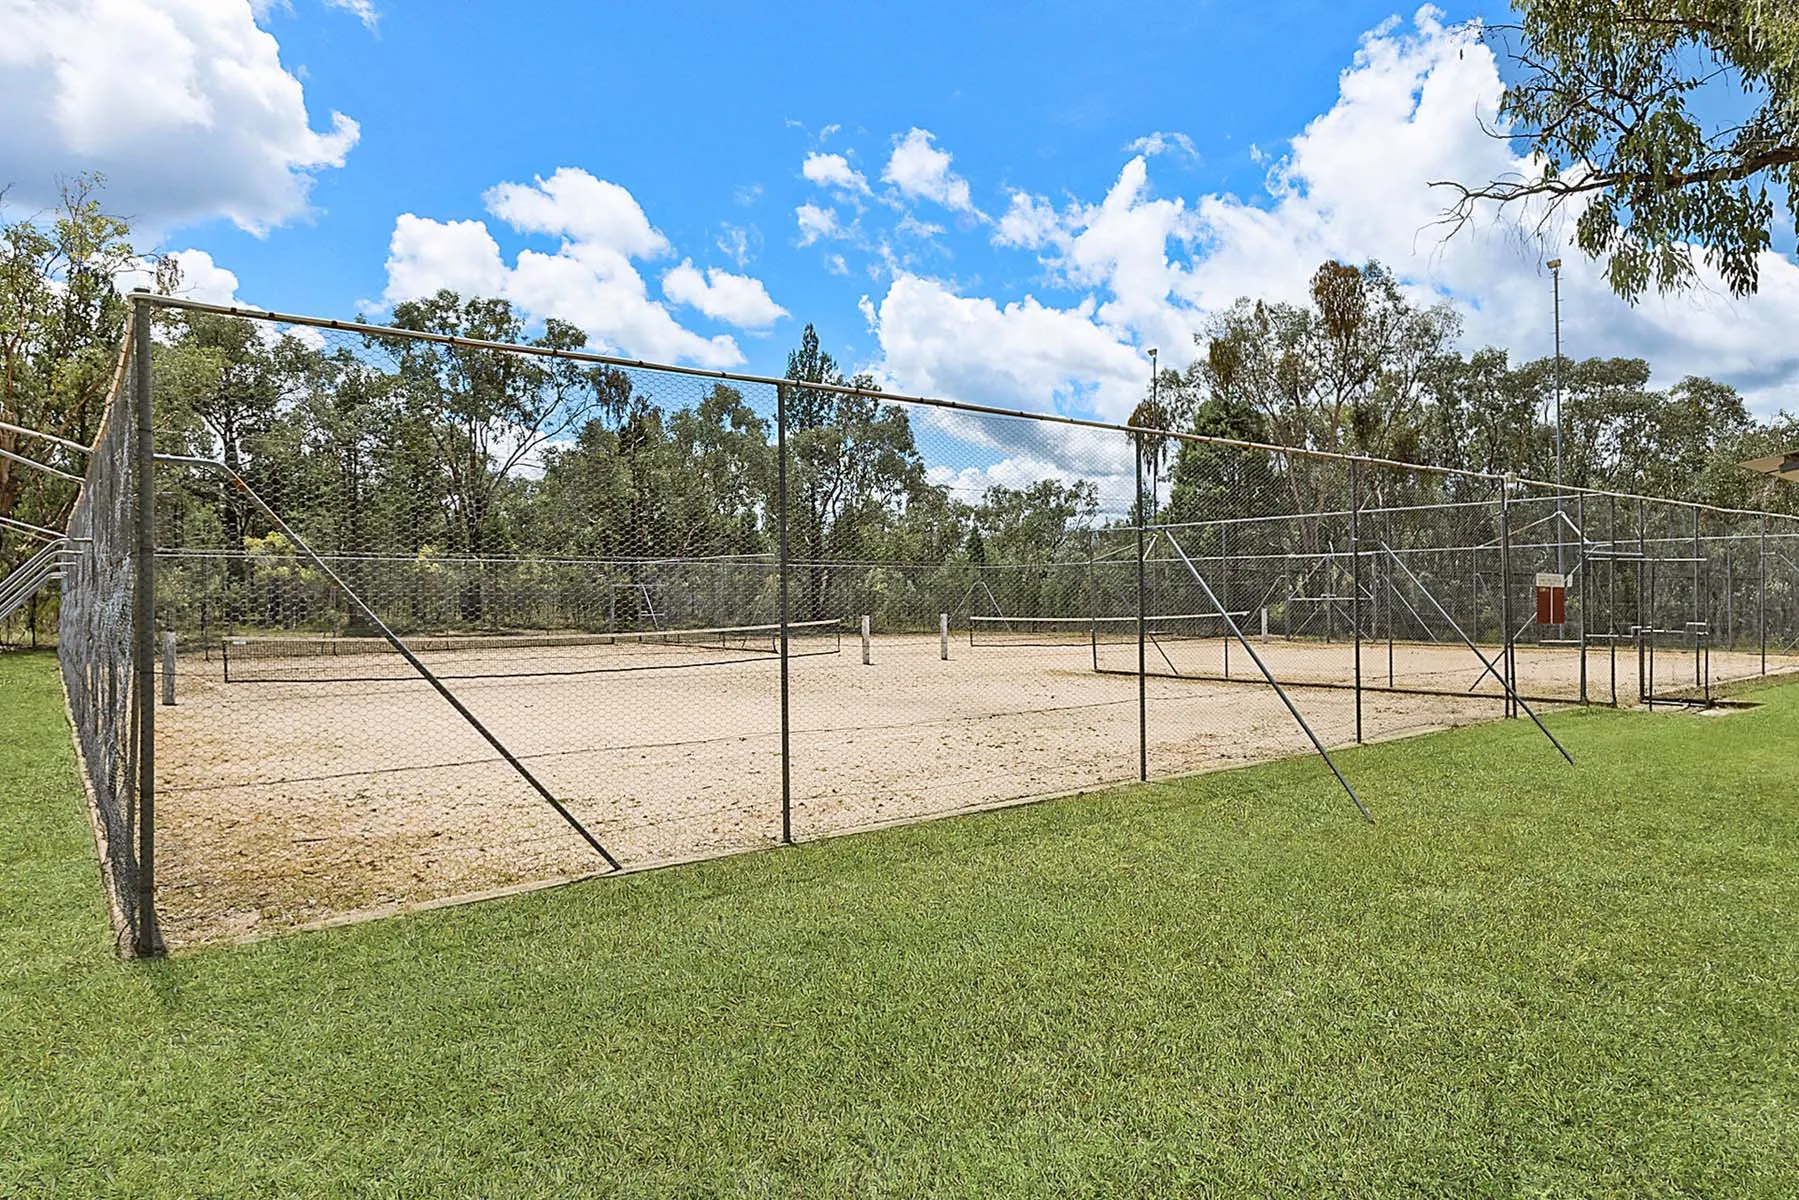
[{"x1": 1441, "y1": 1, "x2": 1799, "y2": 299}]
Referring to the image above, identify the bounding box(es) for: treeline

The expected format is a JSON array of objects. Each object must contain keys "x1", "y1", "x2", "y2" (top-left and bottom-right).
[
  {"x1": 6, "y1": 182, "x2": 1799, "y2": 642},
  {"x1": 1152, "y1": 260, "x2": 1799, "y2": 522}
]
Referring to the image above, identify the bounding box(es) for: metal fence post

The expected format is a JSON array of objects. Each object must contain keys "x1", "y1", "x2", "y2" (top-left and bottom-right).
[
  {"x1": 1134, "y1": 435, "x2": 1147, "y2": 782},
  {"x1": 1350, "y1": 459, "x2": 1363, "y2": 743},
  {"x1": 130, "y1": 291, "x2": 163, "y2": 956},
  {"x1": 1608, "y1": 494, "x2": 1618, "y2": 705},
  {"x1": 776, "y1": 382, "x2": 793, "y2": 845},
  {"x1": 1576, "y1": 491, "x2": 1588, "y2": 703},
  {"x1": 1760, "y1": 513, "x2": 1768, "y2": 675},
  {"x1": 1498, "y1": 481, "x2": 1514, "y2": 719},
  {"x1": 1219, "y1": 520, "x2": 1231, "y2": 679},
  {"x1": 1693, "y1": 505, "x2": 1703, "y2": 688}
]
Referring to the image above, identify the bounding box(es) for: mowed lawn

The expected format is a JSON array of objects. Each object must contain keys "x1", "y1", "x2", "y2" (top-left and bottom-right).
[{"x1": 2, "y1": 650, "x2": 1797, "y2": 1198}]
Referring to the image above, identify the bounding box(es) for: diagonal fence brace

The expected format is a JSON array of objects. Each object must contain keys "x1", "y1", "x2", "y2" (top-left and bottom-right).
[
  {"x1": 1378, "y1": 541, "x2": 1573, "y2": 765},
  {"x1": 157, "y1": 454, "x2": 623, "y2": 871},
  {"x1": 1161, "y1": 529, "x2": 1374, "y2": 824}
]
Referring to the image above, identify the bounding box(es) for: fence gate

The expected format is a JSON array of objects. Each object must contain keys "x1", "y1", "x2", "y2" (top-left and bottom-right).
[{"x1": 1636, "y1": 624, "x2": 1712, "y2": 707}]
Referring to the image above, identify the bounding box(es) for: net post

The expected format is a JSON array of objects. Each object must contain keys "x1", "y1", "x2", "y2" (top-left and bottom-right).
[
  {"x1": 1608, "y1": 494, "x2": 1618, "y2": 705},
  {"x1": 776, "y1": 382, "x2": 793, "y2": 845},
  {"x1": 1350, "y1": 459, "x2": 1363, "y2": 744},
  {"x1": 1384, "y1": 508, "x2": 1394, "y2": 688},
  {"x1": 861, "y1": 614, "x2": 871, "y2": 665},
  {"x1": 1088, "y1": 528, "x2": 1099, "y2": 672},
  {"x1": 1636, "y1": 498, "x2": 1647, "y2": 699},
  {"x1": 130, "y1": 290, "x2": 163, "y2": 957},
  {"x1": 161, "y1": 631, "x2": 176, "y2": 707},
  {"x1": 939, "y1": 611, "x2": 949, "y2": 661}
]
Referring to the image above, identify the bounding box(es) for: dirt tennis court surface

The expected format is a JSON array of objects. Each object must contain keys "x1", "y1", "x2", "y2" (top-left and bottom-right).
[{"x1": 150, "y1": 631, "x2": 1797, "y2": 946}]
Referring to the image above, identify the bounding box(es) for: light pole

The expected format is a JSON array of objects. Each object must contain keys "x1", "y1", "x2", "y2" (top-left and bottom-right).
[{"x1": 1548, "y1": 257, "x2": 1565, "y2": 582}]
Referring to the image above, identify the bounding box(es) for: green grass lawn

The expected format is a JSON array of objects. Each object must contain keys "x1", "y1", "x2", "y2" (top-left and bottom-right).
[{"x1": 3, "y1": 649, "x2": 1798, "y2": 1197}]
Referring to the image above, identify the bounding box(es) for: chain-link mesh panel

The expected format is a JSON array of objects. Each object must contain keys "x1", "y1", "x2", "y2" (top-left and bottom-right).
[
  {"x1": 58, "y1": 321, "x2": 144, "y2": 951},
  {"x1": 782, "y1": 404, "x2": 1149, "y2": 837},
  {"x1": 151, "y1": 321, "x2": 792, "y2": 945}
]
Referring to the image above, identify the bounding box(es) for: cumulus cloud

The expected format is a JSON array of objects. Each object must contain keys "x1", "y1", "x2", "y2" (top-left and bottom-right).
[
  {"x1": 882, "y1": 128, "x2": 981, "y2": 216},
  {"x1": 382, "y1": 168, "x2": 775, "y2": 368},
  {"x1": 871, "y1": 275, "x2": 1147, "y2": 423},
  {"x1": 113, "y1": 246, "x2": 243, "y2": 305},
  {"x1": 802, "y1": 152, "x2": 871, "y2": 194},
  {"x1": 993, "y1": 192, "x2": 1064, "y2": 251},
  {"x1": 384, "y1": 215, "x2": 507, "y2": 301},
  {"x1": 662, "y1": 260, "x2": 789, "y2": 328},
  {"x1": 164, "y1": 248, "x2": 244, "y2": 304},
  {"x1": 0, "y1": 0, "x2": 359, "y2": 235}
]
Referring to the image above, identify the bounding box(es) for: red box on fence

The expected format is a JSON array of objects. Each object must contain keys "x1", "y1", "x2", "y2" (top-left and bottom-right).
[{"x1": 1535, "y1": 573, "x2": 1567, "y2": 625}]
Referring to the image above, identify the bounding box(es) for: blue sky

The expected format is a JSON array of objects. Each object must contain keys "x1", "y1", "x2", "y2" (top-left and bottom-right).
[
  {"x1": 7, "y1": 0, "x2": 1799, "y2": 483},
  {"x1": 182, "y1": 0, "x2": 1495, "y2": 373}
]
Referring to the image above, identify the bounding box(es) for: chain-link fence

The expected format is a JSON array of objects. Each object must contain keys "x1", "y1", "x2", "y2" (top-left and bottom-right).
[
  {"x1": 57, "y1": 308, "x2": 155, "y2": 952},
  {"x1": 53, "y1": 294, "x2": 1799, "y2": 952}
]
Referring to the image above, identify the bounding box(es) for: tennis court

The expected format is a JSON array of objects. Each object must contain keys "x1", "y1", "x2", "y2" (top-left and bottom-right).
[{"x1": 147, "y1": 620, "x2": 1799, "y2": 946}]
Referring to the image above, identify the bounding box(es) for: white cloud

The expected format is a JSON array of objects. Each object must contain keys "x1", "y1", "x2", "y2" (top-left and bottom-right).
[
  {"x1": 802, "y1": 152, "x2": 871, "y2": 194},
  {"x1": 323, "y1": 0, "x2": 378, "y2": 29},
  {"x1": 381, "y1": 169, "x2": 763, "y2": 368},
  {"x1": 715, "y1": 224, "x2": 755, "y2": 267},
  {"x1": 485, "y1": 168, "x2": 667, "y2": 258},
  {"x1": 662, "y1": 260, "x2": 788, "y2": 328},
  {"x1": 384, "y1": 215, "x2": 507, "y2": 301},
  {"x1": 165, "y1": 248, "x2": 243, "y2": 305},
  {"x1": 113, "y1": 246, "x2": 242, "y2": 305},
  {"x1": 882, "y1": 128, "x2": 980, "y2": 216},
  {"x1": 896, "y1": 214, "x2": 945, "y2": 240},
  {"x1": 795, "y1": 203, "x2": 843, "y2": 246},
  {"x1": 871, "y1": 275, "x2": 1147, "y2": 423},
  {"x1": 993, "y1": 192, "x2": 1064, "y2": 251},
  {"x1": 0, "y1": 0, "x2": 358, "y2": 236},
  {"x1": 1126, "y1": 131, "x2": 1198, "y2": 160}
]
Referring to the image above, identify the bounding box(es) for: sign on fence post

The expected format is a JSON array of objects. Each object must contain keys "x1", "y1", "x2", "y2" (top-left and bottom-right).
[{"x1": 1535, "y1": 572, "x2": 1567, "y2": 625}]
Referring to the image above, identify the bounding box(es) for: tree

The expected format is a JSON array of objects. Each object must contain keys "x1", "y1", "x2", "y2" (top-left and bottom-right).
[
  {"x1": 664, "y1": 384, "x2": 774, "y2": 557},
  {"x1": 1439, "y1": 2, "x2": 1799, "y2": 299},
  {"x1": 382, "y1": 293, "x2": 602, "y2": 617},
  {"x1": 778, "y1": 324, "x2": 931, "y2": 619},
  {"x1": 973, "y1": 479, "x2": 1099, "y2": 564},
  {"x1": 0, "y1": 175, "x2": 171, "y2": 529},
  {"x1": 156, "y1": 313, "x2": 287, "y2": 571}
]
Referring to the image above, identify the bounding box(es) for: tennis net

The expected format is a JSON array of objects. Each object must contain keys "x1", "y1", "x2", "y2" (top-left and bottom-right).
[
  {"x1": 968, "y1": 612, "x2": 1246, "y2": 648},
  {"x1": 220, "y1": 618, "x2": 846, "y2": 683}
]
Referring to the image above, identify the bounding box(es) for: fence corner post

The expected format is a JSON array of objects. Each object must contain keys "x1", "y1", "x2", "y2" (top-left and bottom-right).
[{"x1": 130, "y1": 289, "x2": 164, "y2": 956}]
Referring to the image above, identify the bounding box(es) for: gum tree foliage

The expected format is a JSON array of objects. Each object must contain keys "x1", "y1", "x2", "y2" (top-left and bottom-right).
[
  {"x1": 777, "y1": 324, "x2": 930, "y2": 620},
  {"x1": 0, "y1": 176, "x2": 174, "y2": 642},
  {"x1": 384, "y1": 292, "x2": 600, "y2": 560},
  {"x1": 0, "y1": 175, "x2": 173, "y2": 532},
  {"x1": 1440, "y1": 1, "x2": 1799, "y2": 299}
]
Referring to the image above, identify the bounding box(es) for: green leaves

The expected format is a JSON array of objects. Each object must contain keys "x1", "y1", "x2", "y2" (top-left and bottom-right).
[{"x1": 1448, "y1": 1, "x2": 1799, "y2": 301}]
